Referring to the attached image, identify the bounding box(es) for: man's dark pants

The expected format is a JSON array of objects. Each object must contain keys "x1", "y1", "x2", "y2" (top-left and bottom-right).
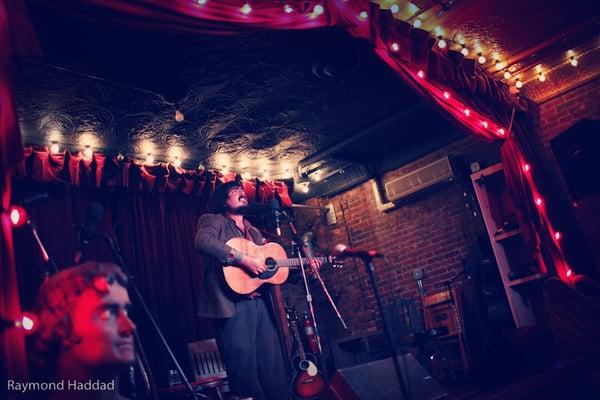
[{"x1": 215, "y1": 297, "x2": 289, "y2": 400}]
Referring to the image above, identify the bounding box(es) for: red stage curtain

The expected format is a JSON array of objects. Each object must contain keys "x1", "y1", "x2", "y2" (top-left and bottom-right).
[
  {"x1": 11, "y1": 183, "x2": 223, "y2": 386},
  {"x1": 1, "y1": 0, "x2": 40, "y2": 388},
  {"x1": 16, "y1": 146, "x2": 293, "y2": 206}
]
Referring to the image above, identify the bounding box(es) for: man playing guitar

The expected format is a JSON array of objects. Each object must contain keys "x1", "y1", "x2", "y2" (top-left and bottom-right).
[{"x1": 194, "y1": 181, "x2": 319, "y2": 400}]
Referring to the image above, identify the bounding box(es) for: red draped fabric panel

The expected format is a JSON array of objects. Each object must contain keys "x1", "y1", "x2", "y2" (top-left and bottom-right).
[
  {"x1": 1, "y1": 0, "x2": 40, "y2": 387},
  {"x1": 17, "y1": 147, "x2": 293, "y2": 206}
]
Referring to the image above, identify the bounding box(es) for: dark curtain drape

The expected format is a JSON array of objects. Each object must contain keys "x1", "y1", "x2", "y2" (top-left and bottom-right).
[{"x1": 12, "y1": 181, "x2": 238, "y2": 386}]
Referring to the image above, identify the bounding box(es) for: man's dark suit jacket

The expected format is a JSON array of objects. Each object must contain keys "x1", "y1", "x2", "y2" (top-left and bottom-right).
[{"x1": 194, "y1": 213, "x2": 265, "y2": 318}]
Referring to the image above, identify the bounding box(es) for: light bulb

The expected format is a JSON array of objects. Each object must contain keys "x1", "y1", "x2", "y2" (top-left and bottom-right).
[
  {"x1": 554, "y1": 231, "x2": 562, "y2": 240},
  {"x1": 523, "y1": 163, "x2": 531, "y2": 172},
  {"x1": 538, "y1": 73, "x2": 546, "y2": 82},
  {"x1": 478, "y1": 54, "x2": 486, "y2": 64},
  {"x1": 413, "y1": 19, "x2": 422, "y2": 28},
  {"x1": 535, "y1": 197, "x2": 543, "y2": 207},
  {"x1": 569, "y1": 57, "x2": 578, "y2": 67},
  {"x1": 434, "y1": 26, "x2": 443, "y2": 37},
  {"x1": 443, "y1": 91, "x2": 450, "y2": 99},
  {"x1": 460, "y1": 47, "x2": 469, "y2": 57},
  {"x1": 464, "y1": 108, "x2": 471, "y2": 117},
  {"x1": 417, "y1": 70, "x2": 425, "y2": 78},
  {"x1": 197, "y1": 0, "x2": 207, "y2": 4},
  {"x1": 390, "y1": 4, "x2": 399, "y2": 13},
  {"x1": 117, "y1": 152, "x2": 125, "y2": 161},
  {"x1": 497, "y1": 128, "x2": 505, "y2": 136},
  {"x1": 313, "y1": 4, "x2": 324, "y2": 16},
  {"x1": 515, "y1": 80, "x2": 523, "y2": 89},
  {"x1": 284, "y1": 4, "x2": 293, "y2": 13},
  {"x1": 391, "y1": 42, "x2": 400, "y2": 52},
  {"x1": 503, "y1": 71, "x2": 512, "y2": 80},
  {"x1": 407, "y1": 3, "x2": 419, "y2": 14},
  {"x1": 175, "y1": 108, "x2": 184, "y2": 122},
  {"x1": 50, "y1": 143, "x2": 60, "y2": 154},
  {"x1": 495, "y1": 61, "x2": 505, "y2": 70},
  {"x1": 301, "y1": 184, "x2": 310, "y2": 193},
  {"x1": 241, "y1": 3, "x2": 252, "y2": 14},
  {"x1": 482, "y1": 121, "x2": 489, "y2": 128},
  {"x1": 359, "y1": 11, "x2": 368, "y2": 20},
  {"x1": 437, "y1": 39, "x2": 447, "y2": 49}
]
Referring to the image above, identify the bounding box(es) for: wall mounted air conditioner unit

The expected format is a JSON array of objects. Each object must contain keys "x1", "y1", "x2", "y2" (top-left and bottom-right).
[{"x1": 384, "y1": 157, "x2": 456, "y2": 204}]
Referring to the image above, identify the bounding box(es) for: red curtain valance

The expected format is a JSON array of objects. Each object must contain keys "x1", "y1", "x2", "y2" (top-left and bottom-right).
[{"x1": 16, "y1": 147, "x2": 293, "y2": 206}]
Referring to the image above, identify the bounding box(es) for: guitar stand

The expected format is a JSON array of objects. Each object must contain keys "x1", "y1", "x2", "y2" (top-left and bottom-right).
[{"x1": 284, "y1": 213, "x2": 348, "y2": 384}]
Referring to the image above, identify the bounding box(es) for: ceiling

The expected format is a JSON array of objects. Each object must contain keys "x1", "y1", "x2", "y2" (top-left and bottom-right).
[
  {"x1": 380, "y1": 0, "x2": 600, "y2": 103},
  {"x1": 16, "y1": 0, "x2": 599, "y2": 200}
]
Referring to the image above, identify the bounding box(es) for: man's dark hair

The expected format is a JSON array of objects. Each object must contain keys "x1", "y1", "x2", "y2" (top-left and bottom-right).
[{"x1": 211, "y1": 181, "x2": 244, "y2": 213}]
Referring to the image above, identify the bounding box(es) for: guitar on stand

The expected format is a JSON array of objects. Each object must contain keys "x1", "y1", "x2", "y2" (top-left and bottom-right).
[{"x1": 286, "y1": 307, "x2": 326, "y2": 400}]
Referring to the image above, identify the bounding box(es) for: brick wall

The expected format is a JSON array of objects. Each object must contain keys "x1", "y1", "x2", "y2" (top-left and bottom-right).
[
  {"x1": 294, "y1": 77, "x2": 600, "y2": 350},
  {"x1": 297, "y1": 136, "x2": 501, "y2": 342}
]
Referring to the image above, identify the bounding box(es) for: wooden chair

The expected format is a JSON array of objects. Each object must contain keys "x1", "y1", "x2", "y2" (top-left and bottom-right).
[
  {"x1": 187, "y1": 339, "x2": 228, "y2": 399},
  {"x1": 422, "y1": 286, "x2": 470, "y2": 376}
]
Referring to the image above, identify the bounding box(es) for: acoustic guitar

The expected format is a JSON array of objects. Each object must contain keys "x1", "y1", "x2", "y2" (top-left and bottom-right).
[
  {"x1": 287, "y1": 307, "x2": 326, "y2": 399},
  {"x1": 223, "y1": 237, "x2": 340, "y2": 295}
]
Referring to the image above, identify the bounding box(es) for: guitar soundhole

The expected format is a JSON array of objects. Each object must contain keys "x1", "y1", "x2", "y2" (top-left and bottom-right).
[
  {"x1": 298, "y1": 360, "x2": 310, "y2": 371},
  {"x1": 265, "y1": 258, "x2": 277, "y2": 271},
  {"x1": 257, "y1": 258, "x2": 278, "y2": 279}
]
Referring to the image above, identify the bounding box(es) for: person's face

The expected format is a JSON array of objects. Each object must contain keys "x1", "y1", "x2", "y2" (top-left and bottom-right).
[
  {"x1": 225, "y1": 186, "x2": 248, "y2": 214},
  {"x1": 67, "y1": 281, "x2": 136, "y2": 370}
]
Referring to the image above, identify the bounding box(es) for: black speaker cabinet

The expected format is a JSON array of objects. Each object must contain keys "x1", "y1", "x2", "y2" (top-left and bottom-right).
[
  {"x1": 322, "y1": 354, "x2": 446, "y2": 400},
  {"x1": 550, "y1": 119, "x2": 600, "y2": 200}
]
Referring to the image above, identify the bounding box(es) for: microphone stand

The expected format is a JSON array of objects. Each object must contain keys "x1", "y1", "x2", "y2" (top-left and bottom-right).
[
  {"x1": 26, "y1": 218, "x2": 59, "y2": 278},
  {"x1": 363, "y1": 256, "x2": 410, "y2": 400},
  {"x1": 285, "y1": 212, "x2": 348, "y2": 384},
  {"x1": 288, "y1": 227, "x2": 329, "y2": 382},
  {"x1": 96, "y1": 233, "x2": 204, "y2": 400}
]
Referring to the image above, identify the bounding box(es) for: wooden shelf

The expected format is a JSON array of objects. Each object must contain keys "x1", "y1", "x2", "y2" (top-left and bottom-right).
[
  {"x1": 507, "y1": 273, "x2": 547, "y2": 287},
  {"x1": 471, "y1": 163, "x2": 504, "y2": 182},
  {"x1": 494, "y1": 229, "x2": 521, "y2": 242}
]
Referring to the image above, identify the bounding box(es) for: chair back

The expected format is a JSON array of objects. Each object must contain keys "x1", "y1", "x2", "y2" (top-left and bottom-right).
[{"x1": 188, "y1": 338, "x2": 227, "y2": 381}]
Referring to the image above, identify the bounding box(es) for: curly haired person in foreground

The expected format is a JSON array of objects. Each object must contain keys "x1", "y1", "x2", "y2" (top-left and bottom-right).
[{"x1": 29, "y1": 262, "x2": 135, "y2": 400}]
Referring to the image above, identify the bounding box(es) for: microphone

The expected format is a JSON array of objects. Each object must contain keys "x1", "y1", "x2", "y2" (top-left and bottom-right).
[
  {"x1": 74, "y1": 202, "x2": 104, "y2": 264},
  {"x1": 269, "y1": 198, "x2": 283, "y2": 237},
  {"x1": 332, "y1": 244, "x2": 384, "y2": 259}
]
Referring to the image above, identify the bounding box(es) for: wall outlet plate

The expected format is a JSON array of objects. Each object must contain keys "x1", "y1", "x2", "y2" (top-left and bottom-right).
[{"x1": 325, "y1": 202, "x2": 337, "y2": 225}]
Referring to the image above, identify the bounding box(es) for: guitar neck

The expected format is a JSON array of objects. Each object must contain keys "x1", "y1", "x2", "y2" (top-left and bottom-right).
[
  {"x1": 290, "y1": 319, "x2": 306, "y2": 361},
  {"x1": 276, "y1": 256, "x2": 331, "y2": 268}
]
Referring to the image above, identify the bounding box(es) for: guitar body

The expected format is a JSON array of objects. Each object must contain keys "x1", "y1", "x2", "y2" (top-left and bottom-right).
[
  {"x1": 223, "y1": 238, "x2": 290, "y2": 294},
  {"x1": 291, "y1": 354, "x2": 326, "y2": 399}
]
